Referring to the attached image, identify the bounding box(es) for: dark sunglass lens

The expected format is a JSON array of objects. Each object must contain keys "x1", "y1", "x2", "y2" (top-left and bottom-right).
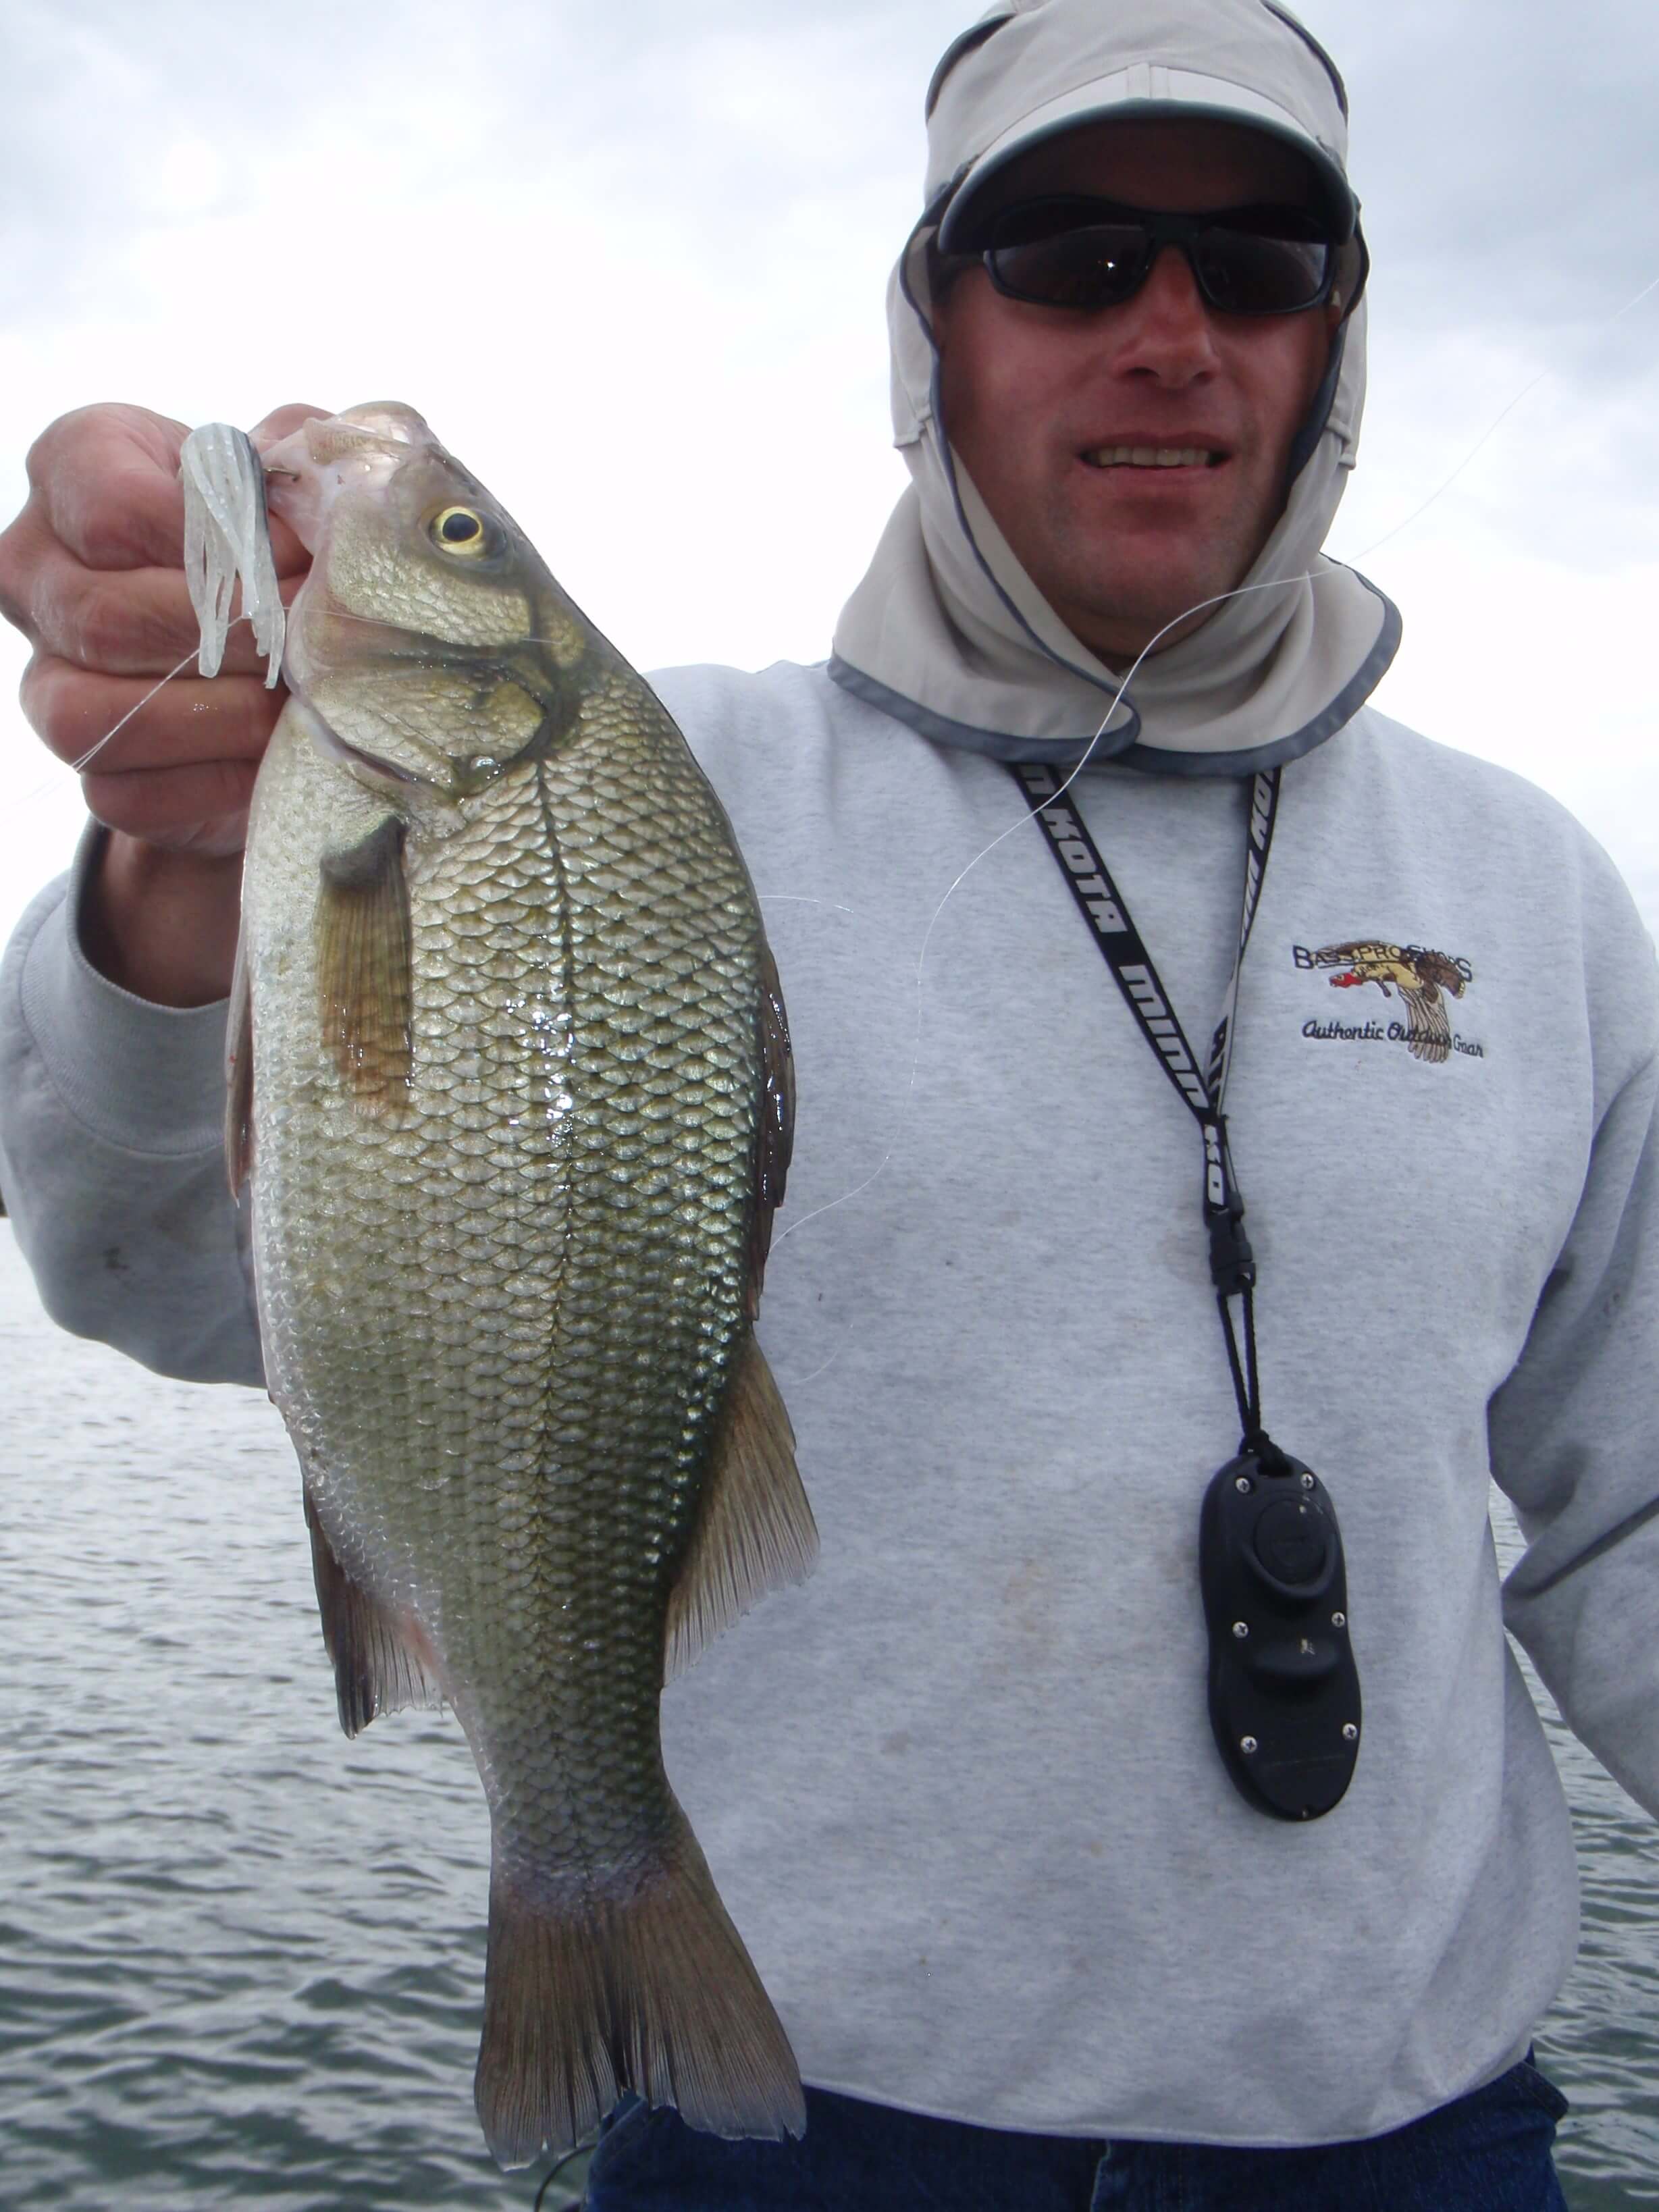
[
  {"x1": 1194, "y1": 231, "x2": 1329, "y2": 313},
  {"x1": 989, "y1": 222, "x2": 1149, "y2": 309}
]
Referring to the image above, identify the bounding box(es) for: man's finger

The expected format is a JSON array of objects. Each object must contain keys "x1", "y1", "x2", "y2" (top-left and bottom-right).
[
  {"x1": 80, "y1": 757, "x2": 259, "y2": 855},
  {"x1": 28, "y1": 404, "x2": 194, "y2": 570},
  {"x1": 30, "y1": 400, "x2": 324, "y2": 575},
  {"x1": 21, "y1": 652, "x2": 286, "y2": 776},
  {"x1": 27, "y1": 551, "x2": 307, "y2": 679}
]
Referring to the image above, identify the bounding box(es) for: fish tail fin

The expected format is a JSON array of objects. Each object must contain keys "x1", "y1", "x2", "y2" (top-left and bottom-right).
[{"x1": 474, "y1": 1805, "x2": 806, "y2": 2170}]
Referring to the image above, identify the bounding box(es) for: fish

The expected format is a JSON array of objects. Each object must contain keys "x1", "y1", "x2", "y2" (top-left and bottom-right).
[{"x1": 220, "y1": 402, "x2": 815, "y2": 2169}]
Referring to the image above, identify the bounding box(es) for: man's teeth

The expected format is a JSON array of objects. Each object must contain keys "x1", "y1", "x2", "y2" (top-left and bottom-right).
[{"x1": 1086, "y1": 445, "x2": 1216, "y2": 468}]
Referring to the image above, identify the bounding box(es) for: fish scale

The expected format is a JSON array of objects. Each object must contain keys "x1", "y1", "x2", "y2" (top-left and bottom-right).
[
  {"x1": 219, "y1": 402, "x2": 814, "y2": 2166},
  {"x1": 259, "y1": 731, "x2": 749, "y2": 1835}
]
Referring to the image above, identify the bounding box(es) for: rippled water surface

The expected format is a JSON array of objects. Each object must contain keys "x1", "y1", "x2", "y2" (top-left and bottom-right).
[{"x1": 1, "y1": 1228, "x2": 1655, "y2": 2209}]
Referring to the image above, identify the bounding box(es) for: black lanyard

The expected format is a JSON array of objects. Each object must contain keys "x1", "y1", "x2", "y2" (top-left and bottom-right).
[
  {"x1": 1011, "y1": 762, "x2": 1365, "y2": 1823},
  {"x1": 1009, "y1": 761, "x2": 1282, "y2": 1459}
]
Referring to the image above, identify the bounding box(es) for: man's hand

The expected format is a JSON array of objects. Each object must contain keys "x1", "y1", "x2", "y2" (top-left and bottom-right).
[{"x1": 0, "y1": 400, "x2": 327, "y2": 1005}]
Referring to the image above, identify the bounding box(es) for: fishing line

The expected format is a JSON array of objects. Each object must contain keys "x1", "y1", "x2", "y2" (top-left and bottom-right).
[
  {"x1": 16, "y1": 642, "x2": 214, "y2": 811},
  {"x1": 766, "y1": 262, "x2": 1659, "y2": 1325},
  {"x1": 68, "y1": 648, "x2": 213, "y2": 773},
  {"x1": 756, "y1": 895, "x2": 860, "y2": 917},
  {"x1": 1356, "y1": 267, "x2": 1659, "y2": 564},
  {"x1": 766, "y1": 544, "x2": 1451, "y2": 1270},
  {"x1": 26, "y1": 260, "x2": 1657, "y2": 820},
  {"x1": 530, "y1": 2136, "x2": 594, "y2": 2207},
  {"x1": 767, "y1": 612, "x2": 1173, "y2": 1259},
  {"x1": 19, "y1": 255, "x2": 1656, "y2": 1372},
  {"x1": 22, "y1": 606, "x2": 635, "y2": 804}
]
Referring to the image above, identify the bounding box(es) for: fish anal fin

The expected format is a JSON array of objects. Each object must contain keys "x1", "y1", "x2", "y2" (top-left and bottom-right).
[
  {"x1": 475, "y1": 1804, "x2": 805, "y2": 2169},
  {"x1": 302, "y1": 1484, "x2": 444, "y2": 1736},
  {"x1": 225, "y1": 924, "x2": 254, "y2": 1195},
  {"x1": 664, "y1": 1332, "x2": 817, "y2": 1683},
  {"x1": 315, "y1": 815, "x2": 413, "y2": 1112}
]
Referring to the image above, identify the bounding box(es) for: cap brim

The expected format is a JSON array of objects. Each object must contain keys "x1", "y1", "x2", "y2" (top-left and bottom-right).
[{"x1": 937, "y1": 70, "x2": 1357, "y2": 251}]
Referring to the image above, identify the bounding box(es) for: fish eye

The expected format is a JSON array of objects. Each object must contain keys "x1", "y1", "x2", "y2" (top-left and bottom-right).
[{"x1": 429, "y1": 505, "x2": 494, "y2": 558}]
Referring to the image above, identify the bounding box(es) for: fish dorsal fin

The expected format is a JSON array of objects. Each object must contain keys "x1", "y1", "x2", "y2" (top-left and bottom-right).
[
  {"x1": 315, "y1": 816, "x2": 414, "y2": 1111},
  {"x1": 225, "y1": 923, "x2": 254, "y2": 1195},
  {"x1": 303, "y1": 1484, "x2": 446, "y2": 1737},
  {"x1": 746, "y1": 942, "x2": 795, "y2": 1317},
  {"x1": 664, "y1": 1331, "x2": 817, "y2": 1682}
]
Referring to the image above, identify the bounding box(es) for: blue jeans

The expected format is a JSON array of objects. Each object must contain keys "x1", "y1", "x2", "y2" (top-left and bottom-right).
[{"x1": 582, "y1": 2052, "x2": 1569, "y2": 2211}]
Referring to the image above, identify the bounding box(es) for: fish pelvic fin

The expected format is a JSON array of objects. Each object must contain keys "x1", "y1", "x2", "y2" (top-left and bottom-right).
[
  {"x1": 302, "y1": 1485, "x2": 444, "y2": 1736},
  {"x1": 475, "y1": 1806, "x2": 806, "y2": 2170},
  {"x1": 315, "y1": 815, "x2": 414, "y2": 1111},
  {"x1": 664, "y1": 1332, "x2": 818, "y2": 1683}
]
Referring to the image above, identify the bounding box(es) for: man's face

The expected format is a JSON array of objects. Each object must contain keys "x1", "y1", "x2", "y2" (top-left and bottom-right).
[{"x1": 933, "y1": 119, "x2": 1342, "y2": 668}]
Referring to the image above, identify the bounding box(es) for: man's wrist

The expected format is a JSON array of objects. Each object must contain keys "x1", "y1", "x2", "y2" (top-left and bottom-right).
[{"x1": 79, "y1": 831, "x2": 242, "y2": 1008}]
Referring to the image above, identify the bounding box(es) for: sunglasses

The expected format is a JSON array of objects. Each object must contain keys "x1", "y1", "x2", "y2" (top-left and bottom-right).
[{"x1": 972, "y1": 196, "x2": 1357, "y2": 317}]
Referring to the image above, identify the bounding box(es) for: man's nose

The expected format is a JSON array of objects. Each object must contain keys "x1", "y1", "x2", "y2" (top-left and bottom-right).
[{"x1": 1111, "y1": 244, "x2": 1221, "y2": 377}]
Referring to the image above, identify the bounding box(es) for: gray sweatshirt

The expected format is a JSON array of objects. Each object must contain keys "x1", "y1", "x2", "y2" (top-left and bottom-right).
[{"x1": 3, "y1": 657, "x2": 1656, "y2": 2147}]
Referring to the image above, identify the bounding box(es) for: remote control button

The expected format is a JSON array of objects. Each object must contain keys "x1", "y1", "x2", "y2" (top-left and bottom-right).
[
  {"x1": 1246, "y1": 1633, "x2": 1340, "y2": 1686},
  {"x1": 1252, "y1": 1498, "x2": 1332, "y2": 1588}
]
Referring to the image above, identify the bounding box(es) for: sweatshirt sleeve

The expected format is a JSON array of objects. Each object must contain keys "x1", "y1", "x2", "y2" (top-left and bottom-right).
[
  {"x1": 1489, "y1": 888, "x2": 1659, "y2": 1818},
  {"x1": 0, "y1": 828, "x2": 264, "y2": 1387}
]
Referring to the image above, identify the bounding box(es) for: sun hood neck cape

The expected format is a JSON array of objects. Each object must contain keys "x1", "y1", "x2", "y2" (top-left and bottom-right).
[{"x1": 829, "y1": 0, "x2": 1400, "y2": 777}]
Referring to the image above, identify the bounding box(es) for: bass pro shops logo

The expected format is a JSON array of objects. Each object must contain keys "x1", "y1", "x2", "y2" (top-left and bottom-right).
[{"x1": 1293, "y1": 941, "x2": 1479, "y2": 1065}]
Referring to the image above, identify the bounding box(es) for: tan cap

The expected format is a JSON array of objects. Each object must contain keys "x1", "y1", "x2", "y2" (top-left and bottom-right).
[{"x1": 930, "y1": 0, "x2": 1359, "y2": 251}]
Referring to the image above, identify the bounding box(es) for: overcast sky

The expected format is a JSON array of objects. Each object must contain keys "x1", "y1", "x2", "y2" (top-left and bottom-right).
[{"x1": 1, "y1": 0, "x2": 1656, "y2": 945}]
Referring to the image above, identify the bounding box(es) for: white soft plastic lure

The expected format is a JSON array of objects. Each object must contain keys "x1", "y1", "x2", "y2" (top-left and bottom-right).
[{"x1": 178, "y1": 422, "x2": 285, "y2": 685}]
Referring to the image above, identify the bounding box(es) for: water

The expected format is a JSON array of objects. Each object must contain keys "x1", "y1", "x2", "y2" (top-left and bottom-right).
[
  {"x1": 1, "y1": 1228, "x2": 1656, "y2": 2210},
  {"x1": 0, "y1": 1230, "x2": 578, "y2": 2212}
]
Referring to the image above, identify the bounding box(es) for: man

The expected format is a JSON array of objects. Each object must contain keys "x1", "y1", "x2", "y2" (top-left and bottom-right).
[{"x1": 1, "y1": 1, "x2": 1652, "y2": 2205}]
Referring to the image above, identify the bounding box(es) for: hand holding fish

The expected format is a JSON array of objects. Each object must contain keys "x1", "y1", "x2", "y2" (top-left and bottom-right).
[{"x1": 0, "y1": 400, "x2": 324, "y2": 1003}]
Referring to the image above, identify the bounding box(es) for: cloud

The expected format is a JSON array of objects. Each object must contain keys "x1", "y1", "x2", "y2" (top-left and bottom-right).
[
  {"x1": 0, "y1": 0, "x2": 1654, "y2": 949},
  {"x1": 1321, "y1": 0, "x2": 1659, "y2": 335}
]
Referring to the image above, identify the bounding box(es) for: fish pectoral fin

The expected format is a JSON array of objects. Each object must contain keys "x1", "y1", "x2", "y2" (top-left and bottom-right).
[
  {"x1": 225, "y1": 924, "x2": 254, "y2": 1195},
  {"x1": 315, "y1": 815, "x2": 413, "y2": 1111},
  {"x1": 303, "y1": 1484, "x2": 444, "y2": 1736},
  {"x1": 664, "y1": 1332, "x2": 818, "y2": 1682}
]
